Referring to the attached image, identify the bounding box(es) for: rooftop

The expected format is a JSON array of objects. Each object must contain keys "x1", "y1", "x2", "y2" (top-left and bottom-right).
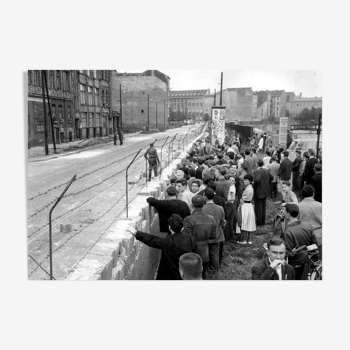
[{"x1": 169, "y1": 89, "x2": 209, "y2": 98}]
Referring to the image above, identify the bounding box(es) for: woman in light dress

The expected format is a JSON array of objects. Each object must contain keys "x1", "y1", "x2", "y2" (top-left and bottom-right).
[{"x1": 237, "y1": 174, "x2": 256, "y2": 245}]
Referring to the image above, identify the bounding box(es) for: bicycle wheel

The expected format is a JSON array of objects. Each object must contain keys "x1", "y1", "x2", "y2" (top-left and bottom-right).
[{"x1": 311, "y1": 264, "x2": 322, "y2": 280}]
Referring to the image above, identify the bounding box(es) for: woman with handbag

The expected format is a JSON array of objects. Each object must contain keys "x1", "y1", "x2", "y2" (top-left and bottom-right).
[{"x1": 237, "y1": 174, "x2": 256, "y2": 245}]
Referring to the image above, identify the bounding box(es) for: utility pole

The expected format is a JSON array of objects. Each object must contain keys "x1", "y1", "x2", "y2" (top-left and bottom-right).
[
  {"x1": 41, "y1": 71, "x2": 49, "y2": 155},
  {"x1": 316, "y1": 113, "x2": 322, "y2": 160},
  {"x1": 119, "y1": 83, "x2": 122, "y2": 130},
  {"x1": 220, "y1": 72, "x2": 223, "y2": 106},
  {"x1": 113, "y1": 113, "x2": 116, "y2": 145},
  {"x1": 147, "y1": 94, "x2": 150, "y2": 131},
  {"x1": 43, "y1": 70, "x2": 56, "y2": 153},
  {"x1": 214, "y1": 89, "x2": 216, "y2": 106},
  {"x1": 156, "y1": 101, "x2": 158, "y2": 129},
  {"x1": 163, "y1": 99, "x2": 166, "y2": 130}
]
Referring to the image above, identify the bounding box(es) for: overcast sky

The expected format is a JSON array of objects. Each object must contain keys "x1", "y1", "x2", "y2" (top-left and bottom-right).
[{"x1": 117, "y1": 70, "x2": 322, "y2": 97}]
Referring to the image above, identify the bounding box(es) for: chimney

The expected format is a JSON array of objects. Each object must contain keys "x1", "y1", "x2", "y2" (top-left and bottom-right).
[{"x1": 300, "y1": 92, "x2": 302, "y2": 97}]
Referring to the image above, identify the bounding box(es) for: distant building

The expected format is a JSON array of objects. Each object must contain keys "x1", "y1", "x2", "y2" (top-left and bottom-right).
[
  {"x1": 288, "y1": 93, "x2": 322, "y2": 118},
  {"x1": 111, "y1": 70, "x2": 170, "y2": 130},
  {"x1": 75, "y1": 70, "x2": 112, "y2": 139},
  {"x1": 255, "y1": 90, "x2": 287, "y2": 121},
  {"x1": 215, "y1": 87, "x2": 258, "y2": 122},
  {"x1": 169, "y1": 89, "x2": 210, "y2": 123}
]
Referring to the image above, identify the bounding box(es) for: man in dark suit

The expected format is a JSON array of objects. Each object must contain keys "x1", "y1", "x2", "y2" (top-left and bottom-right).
[
  {"x1": 146, "y1": 186, "x2": 190, "y2": 234},
  {"x1": 292, "y1": 150, "x2": 302, "y2": 192},
  {"x1": 128, "y1": 214, "x2": 197, "y2": 280},
  {"x1": 202, "y1": 188, "x2": 226, "y2": 271},
  {"x1": 310, "y1": 163, "x2": 322, "y2": 202},
  {"x1": 251, "y1": 237, "x2": 295, "y2": 280},
  {"x1": 253, "y1": 159, "x2": 273, "y2": 226},
  {"x1": 304, "y1": 150, "x2": 318, "y2": 185},
  {"x1": 195, "y1": 157, "x2": 206, "y2": 180}
]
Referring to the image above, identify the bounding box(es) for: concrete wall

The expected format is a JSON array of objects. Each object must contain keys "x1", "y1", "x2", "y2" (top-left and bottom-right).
[{"x1": 64, "y1": 126, "x2": 205, "y2": 280}]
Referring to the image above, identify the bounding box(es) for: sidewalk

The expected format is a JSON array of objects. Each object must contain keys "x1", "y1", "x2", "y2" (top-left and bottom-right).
[{"x1": 28, "y1": 132, "x2": 142, "y2": 162}]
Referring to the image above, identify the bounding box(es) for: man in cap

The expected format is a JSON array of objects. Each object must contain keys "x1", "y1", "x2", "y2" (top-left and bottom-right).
[
  {"x1": 284, "y1": 203, "x2": 318, "y2": 280},
  {"x1": 144, "y1": 142, "x2": 160, "y2": 181}
]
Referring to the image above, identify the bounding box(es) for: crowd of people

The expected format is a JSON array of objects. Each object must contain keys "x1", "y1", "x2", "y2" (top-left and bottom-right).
[{"x1": 129, "y1": 130, "x2": 322, "y2": 280}]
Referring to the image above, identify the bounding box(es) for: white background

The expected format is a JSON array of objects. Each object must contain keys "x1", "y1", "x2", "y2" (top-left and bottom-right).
[{"x1": 1, "y1": 1, "x2": 349, "y2": 349}]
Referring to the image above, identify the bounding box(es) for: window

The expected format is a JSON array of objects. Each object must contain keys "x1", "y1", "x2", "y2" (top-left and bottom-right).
[
  {"x1": 88, "y1": 86, "x2": 93, "y2": 105},
  {"x1": 28, "y1": 71, "x2": 33, "y2": 84},
  {"x1": 81, "y1": 113, "x2": 87, "y2": 127},
  {"x1": 95, "y1": 113, "x2": 100, "y2": 127},
  {"x1": 141, "y1": 109, "x2": 144, "y2": 113},
  {"x1": 36, "y1": 124, "x2": 44, "y2": 132},
  {"x1": 65, "y1": 71, "x2": 70, "y2": 91},
  {"x1": 35, "y1": 71, "x2": 41, "y2": 86},
  {"x1": 51, "y1": 104, "x2": 56, "y2": 118},
  {"x1": 58, "y1": 105, "x2": 63, "y2": 120},
  {"x1": 56, "y1": 71, "x2": 61, "y2": 89},
  {"x1": 93, "y1": 70, "x2": 98, "y2": 78},
  {"x1": 94, "y1": 88, "x2": 99, "y2": 105},
  {"x1": 67, "y1": 106, "x2": 71, "y2": 120},
  {"x1": 89, "y1": 113, "x2": 93, "y2": 127},
  {"x1": 49, "y1": 70, "x2": 55, "y2": 88},
  {"x1": 80, "y1": 84, "x2": 86, "y2": 104}
]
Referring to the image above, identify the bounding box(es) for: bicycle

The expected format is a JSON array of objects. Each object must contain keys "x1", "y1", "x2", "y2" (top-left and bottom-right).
[{"x1": 289, "y1": 244, "x2": 322, "y2": 280}]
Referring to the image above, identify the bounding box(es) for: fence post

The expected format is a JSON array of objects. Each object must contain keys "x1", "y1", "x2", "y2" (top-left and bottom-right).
[
  {"x1": 160, "y1": 136, "x2": 169, "y2": 175},
  {"x1": 126, "y1": 149, "x2": 142, "y2": 218},
  {"x1": 48, "y1": 174, "x2": 76, "y2": 280}
]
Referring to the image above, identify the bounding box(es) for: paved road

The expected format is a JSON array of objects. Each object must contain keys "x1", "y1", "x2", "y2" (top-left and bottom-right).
[{"x1": 27, "y1": 125, "x2": 202, "y2": 280}]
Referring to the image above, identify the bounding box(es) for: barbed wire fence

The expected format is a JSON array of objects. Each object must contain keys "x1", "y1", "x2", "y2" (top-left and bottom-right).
[{"x1": 27, "y1": 125, "x2": 204, "y2": 280}]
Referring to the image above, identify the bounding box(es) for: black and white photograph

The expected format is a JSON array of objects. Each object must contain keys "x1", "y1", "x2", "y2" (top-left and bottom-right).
[
  {"x1": 3, "y1": 1, "x2": 350, "y2": 349},
  {"x1": 27, "y1": 70, "x2": 323, "y2": 281}
]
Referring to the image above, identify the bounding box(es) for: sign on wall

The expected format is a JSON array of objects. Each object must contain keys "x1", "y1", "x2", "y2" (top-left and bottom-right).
[
  {"x1": 279, "y1": 117, "x2": 288, "y2": 147},
  {"x1": 211, "y1": 107, "x2": 226, "y2": 145}
]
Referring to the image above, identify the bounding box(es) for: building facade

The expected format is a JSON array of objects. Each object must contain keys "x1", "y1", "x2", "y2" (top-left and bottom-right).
[
  {"x1": 28, "y1": 70, "x2": 113, "y2": 147},
  {"x1": 111, "y1": 70, "x2": 170, "y2": 130},
  {"x1": 214, "y1": 87, "x2": 258, "y2": 122},
  {"x1": 288, "y1": 94, "x2": 322, "y2": 118},
  {"x1": 28, "y1": 70, "x2": 75, "y2": 147},
  {"x1": 75, "y1": 70, "x2": 112, "y2": 139},
  {"x1": 169, "y1": 89, "x2": 210, "y2": 123},
  {"x1": 255, "y1": 90, "x2": 288, "y2": 121}
]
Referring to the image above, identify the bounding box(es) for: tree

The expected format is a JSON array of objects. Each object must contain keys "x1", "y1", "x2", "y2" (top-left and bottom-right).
[{"x1": 203, "y1": 113, "x2": 210, "y2": 122}]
